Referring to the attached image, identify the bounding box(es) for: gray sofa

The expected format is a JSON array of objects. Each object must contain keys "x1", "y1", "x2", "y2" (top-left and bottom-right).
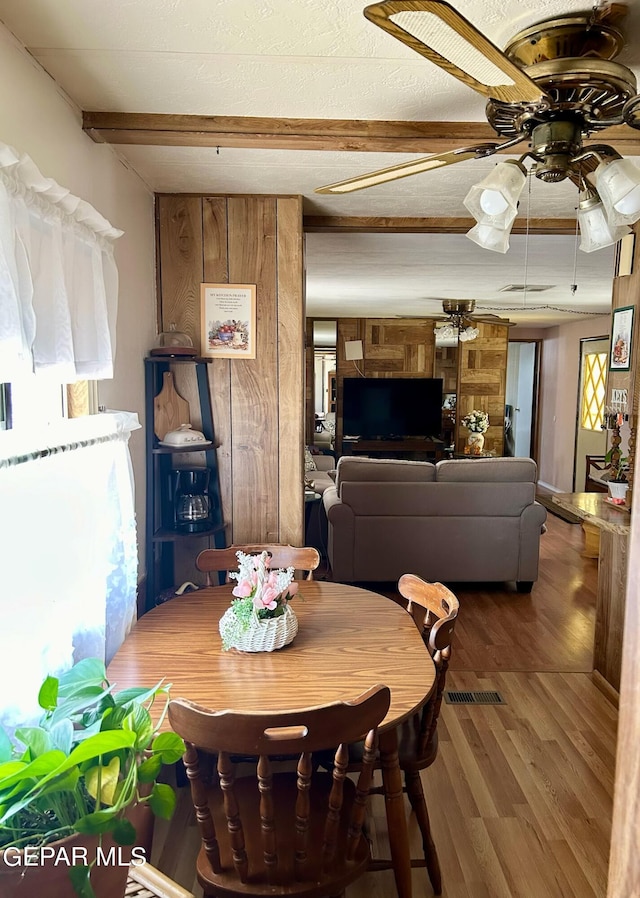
[{"x1": 322, "y1": 456, "x2": 547, "y2": 591}]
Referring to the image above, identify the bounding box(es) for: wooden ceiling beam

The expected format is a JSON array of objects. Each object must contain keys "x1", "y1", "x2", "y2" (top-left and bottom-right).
[
  {"x1": 82, "y1": 112, "x2": 640, "y2": 155},
  {"x1": 303, "y1": 216, "x2": 578, "y2": 234}
]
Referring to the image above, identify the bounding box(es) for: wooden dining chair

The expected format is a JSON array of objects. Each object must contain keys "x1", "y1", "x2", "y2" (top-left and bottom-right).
[
  {"x1": 195, "y1": 544, "x2": 320, "y2": 585},
  {"x1": 126, "y1": 862, "x2": 195, "y2": 897},
  {"x1": 348, "y1": 575, "x2": 459, "y2": 897},
  {"x1": 168, "y1": 685, "x2": 391, "y2": 898}
]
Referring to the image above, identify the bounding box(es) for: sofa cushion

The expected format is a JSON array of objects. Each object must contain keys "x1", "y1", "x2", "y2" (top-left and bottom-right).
[
  {"x1": 339, "y1": 481, "x2": 535, "y2": 517},
  {"x1": 435, "y1": 457, "x2": 537, "y2": 483},
  {"x1": 335, "y1": 455, "x2": 436, "y2": 491}
]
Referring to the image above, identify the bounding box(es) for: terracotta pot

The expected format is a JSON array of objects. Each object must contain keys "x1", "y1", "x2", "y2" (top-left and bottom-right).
[{"x1": 0, "y1": 804, "x2": 153, "y2": 898}]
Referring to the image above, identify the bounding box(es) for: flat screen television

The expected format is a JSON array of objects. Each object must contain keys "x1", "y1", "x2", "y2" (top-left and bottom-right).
[{"x1": 342, "y1": 377, "x2": 443, "y2": 440}]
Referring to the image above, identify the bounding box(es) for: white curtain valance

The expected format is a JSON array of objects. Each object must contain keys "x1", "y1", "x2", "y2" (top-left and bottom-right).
[{"x1": 0, "y1": 141, "x2": 123, "y2": 383}]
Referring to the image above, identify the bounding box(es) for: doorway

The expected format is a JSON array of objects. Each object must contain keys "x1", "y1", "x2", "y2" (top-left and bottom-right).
[
  {"x1": 505, "y1": 341, "x2": 541, "y2": 459},
  {"x1": 574, "y1": 336, "x2": 609, "y2": 492}
]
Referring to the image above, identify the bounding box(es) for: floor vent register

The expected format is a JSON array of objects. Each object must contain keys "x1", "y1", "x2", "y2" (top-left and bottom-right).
[{"x1": 444, "y1": 690, "x2": 506, "y2": 705}]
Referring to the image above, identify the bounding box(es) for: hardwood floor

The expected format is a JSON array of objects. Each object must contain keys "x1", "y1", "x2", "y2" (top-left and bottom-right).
[{"x1": 151, "y1": 512, "x2": 617, "y2": 897}]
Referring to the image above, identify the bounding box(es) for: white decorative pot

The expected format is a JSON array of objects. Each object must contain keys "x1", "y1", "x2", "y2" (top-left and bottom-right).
[{"x1": 607, "y1": 481, "x2": 628, "y2": 505}]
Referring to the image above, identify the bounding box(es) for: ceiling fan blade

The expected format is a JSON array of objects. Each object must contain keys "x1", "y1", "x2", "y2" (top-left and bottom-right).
[
  {"x1": 471, "y1": 313, "x2": 516, "y2": 326},
  {"x1": 594, "y1": 2, "x2": 629, "y2": 28},
  {"x1": 364, "y1": 0, "x2": 549, "y2": 104},
  {"x1": 315, "y1": 143, "x2": 496, "y2": 194}
]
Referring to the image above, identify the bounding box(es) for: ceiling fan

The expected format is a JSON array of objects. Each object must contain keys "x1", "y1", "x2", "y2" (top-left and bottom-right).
[
  {"x1": 316, "y1": 1, "x2": 640, "y2": 252},
  {"x1": 432, "y1": 299, "x2": 514, "y2": 342}
]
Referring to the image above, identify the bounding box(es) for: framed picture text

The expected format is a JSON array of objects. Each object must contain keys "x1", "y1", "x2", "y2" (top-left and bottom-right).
[{"x1": 200, "y1": 284, "x2": 256, "y2": 359}]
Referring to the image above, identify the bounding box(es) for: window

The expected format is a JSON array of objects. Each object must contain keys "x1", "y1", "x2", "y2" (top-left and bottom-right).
[{"x1": 581, "y1": 352, "x2": 607, "y2": 431}]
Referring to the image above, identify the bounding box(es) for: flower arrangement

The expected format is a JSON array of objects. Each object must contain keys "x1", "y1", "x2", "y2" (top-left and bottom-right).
[
  {"x1": 219, "y1": 551, "x2": 299, "y2": 651},
  {"x1": 461, "y1": 409, "x2": 490, "y2": 433}
]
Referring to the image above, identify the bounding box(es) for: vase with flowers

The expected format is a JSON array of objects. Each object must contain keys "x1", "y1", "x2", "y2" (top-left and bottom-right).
[
  {"x1": 218, "y1": 550, "x2": 300, "y2": 652},
  {"x1": 461, "y1": 409, "x2": 490, "y2": 454}
]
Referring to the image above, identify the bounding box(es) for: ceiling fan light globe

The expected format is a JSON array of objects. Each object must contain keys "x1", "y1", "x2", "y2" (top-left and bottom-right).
[
  {"x1": 459, "y1": 326, "x2": 479, "y2": 342},
  {"x1": 577, "y1": 192, "x2": 630, "y2": 252},
  {"x1": 595, "y1": 158, "x2": 640, "y2": 225},
  {"x1": 464, "y1": 161, "x2": 526, "y2": 226},
  {"x1": 615, "y1": 185, "x2": 640, "y2": 216},
  {"x1": 466, "y1": 222, "x2": 511, "y2": 254}
]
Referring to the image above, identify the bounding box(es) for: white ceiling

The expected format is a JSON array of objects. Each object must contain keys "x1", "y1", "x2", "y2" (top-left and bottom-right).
[{"x1": 2, "y1": 0, "x2": 640, "y2": 327}]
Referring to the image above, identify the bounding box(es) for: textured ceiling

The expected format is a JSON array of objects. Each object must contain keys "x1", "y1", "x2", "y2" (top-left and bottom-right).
[{"x1": 2, "y1": 0, "x2": 639, "y2": 326}]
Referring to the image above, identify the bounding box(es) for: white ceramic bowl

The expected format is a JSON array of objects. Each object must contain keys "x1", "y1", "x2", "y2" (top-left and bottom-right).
[{"x1": 161, "y1": 424, "x2": 209, "y2": 446}]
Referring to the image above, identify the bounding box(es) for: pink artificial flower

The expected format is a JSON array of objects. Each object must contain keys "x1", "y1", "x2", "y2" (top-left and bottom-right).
[
  {"x1": 286, "y1": 582, "x2": 299, "y2": 597},
  {"x1": 232, "y1": 579, "x2": 254, "y2": 599},
  {"x1": 258, "y1": 585, "x2": 280, "y2": 610}
]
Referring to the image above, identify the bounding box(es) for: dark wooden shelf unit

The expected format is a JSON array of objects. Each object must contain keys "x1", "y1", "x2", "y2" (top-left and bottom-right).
[{"x1": 144, "y1": 357, "x2": 226, "y2": 612}]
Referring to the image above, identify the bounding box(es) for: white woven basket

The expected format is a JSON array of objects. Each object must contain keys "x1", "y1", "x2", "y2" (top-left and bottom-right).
[{"x1": 219, "y1": 604, "x2": 298, "y2": 652}]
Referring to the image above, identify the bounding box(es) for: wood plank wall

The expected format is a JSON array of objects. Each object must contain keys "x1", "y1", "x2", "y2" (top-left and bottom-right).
[
  {"x1": 324, "y1": 317, "x2": 508, "y2": 455},
  {"x1": 456, "y1": 321, "x2": 509, "y2": 455},
  {"x1": 606, "y1": 223, "x2": 640, "y2": 896},
  {"x1": 156, "y1": 194, "x2": 305, "y2": 562},
  {"x1": 334, "y1": 318, "x2": 436, "y2": 451}
]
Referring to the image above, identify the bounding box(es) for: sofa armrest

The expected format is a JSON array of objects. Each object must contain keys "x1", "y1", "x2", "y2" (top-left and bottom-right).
[
  {"x1": 314, "y1": 455, "x2": 336, "y2": 473},
  {"x1": 517, "y1": 501, "x2": 548, "y2": 583},
  {"x1": 322, "y1": 486, "x2": 355, "y2": 582}
]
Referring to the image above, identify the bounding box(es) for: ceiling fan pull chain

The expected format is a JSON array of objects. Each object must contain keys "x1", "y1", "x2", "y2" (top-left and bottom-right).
[
  {"x1": 571, "y1": 206, "x2": 580, "y2": 296},
  {"x1": 522, "y1": 171, "x2": 532, "y2": 309}
]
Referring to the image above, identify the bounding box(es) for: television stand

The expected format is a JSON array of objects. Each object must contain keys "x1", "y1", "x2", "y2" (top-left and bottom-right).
[{"x1": 341, "y1": 438, "x2": 445, "y2": 462}]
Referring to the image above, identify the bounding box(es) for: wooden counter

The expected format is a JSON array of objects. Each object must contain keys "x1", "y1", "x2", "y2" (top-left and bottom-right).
[{"x1": 553, "y1": 492, "x2": 630, "y2": 695}]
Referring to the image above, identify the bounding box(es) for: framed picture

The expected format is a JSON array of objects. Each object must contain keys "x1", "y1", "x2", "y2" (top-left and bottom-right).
[
  {"x1": 609, "y1": 305, "x2": 634, "y2": 372},
  {"x1": 200, "y1": 284, "x2": 256, "y2": 359}
]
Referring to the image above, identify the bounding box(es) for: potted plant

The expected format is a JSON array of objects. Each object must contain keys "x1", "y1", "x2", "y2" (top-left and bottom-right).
[
  {"x1": 0, "y1": 658, "x2": 185, "y2": 898},
  {"x1": 603, "y1": 448, "x2": 629, "y2": 504}
]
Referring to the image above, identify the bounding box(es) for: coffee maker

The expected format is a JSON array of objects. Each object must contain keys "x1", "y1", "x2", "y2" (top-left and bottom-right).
[{"x1": 171, "y1": 469, "x2": 211, "y2": 533}]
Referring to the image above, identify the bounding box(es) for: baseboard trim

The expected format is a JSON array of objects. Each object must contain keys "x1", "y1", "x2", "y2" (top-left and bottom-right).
[{"x1": 591, "y1": 670, "x2": 619, "y2": 708}]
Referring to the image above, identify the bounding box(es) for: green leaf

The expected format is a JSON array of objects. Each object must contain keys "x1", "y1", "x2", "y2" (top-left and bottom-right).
[
  {"x1": 38, "y1": 675, "x2": 59, "y2": 711},
  {"x1": 137, "y1": 753, "x2": 163, "y2": 783},
  {"x1": 57, "y1": 659, "x2": 107, "y2": 697},
  {"x1": 48, "y1": 686, "x2": 114, "y2": 727},
  {"x1": 112, "y1": 816, "x2": 136, "y2": 846},
  {"x1": 0, "y1": 760, "x2": 28, "y2": 782},
  {"x1": 151, "y1": 732, "x2": 185, "y2": 765},
  {"x1": 85, "y1": 757, "x2": 120, "y2": 805},
  {"x1": 49, "y1": 719, "x2": 74, "y2": 755},
  {"x1": 36, "y1": 767, "x2": 80, "y2": 796},
  {"x1": 0, "y1": 750, "x2": 66, "y2": 791},
  {"x1": 73, "y1": 808, "x2": 119, "y2": 835},
  {"x1": 98, "y1": 706, "x2": 128, "y2": 732},
  {"x1": 114, "y1": 682, "x2": 166, "y2": 708},
  {"x1": 68, "y1": 863, "x2": 97, "y2": 898},
  {"x1": 123, "y1": 705, "x2": 153, "y2": 751},
  {"x1": 14, "y1": 727, "x2": 52, "y2": 759},
  {"x1": 147, "y1": 783, "x2": 176, "y2": 819},
  {"x1": 59, "y1": 731, "x2": 136, "y2": 770},
  {"x1": 0, "y1": 728, "x2": 13, "y2": 763}
]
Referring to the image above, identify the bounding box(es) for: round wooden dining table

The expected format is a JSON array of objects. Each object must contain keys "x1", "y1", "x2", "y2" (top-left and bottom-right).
[{"x1": 107, "y1": 581, "x2": 436, "y2": 898}]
